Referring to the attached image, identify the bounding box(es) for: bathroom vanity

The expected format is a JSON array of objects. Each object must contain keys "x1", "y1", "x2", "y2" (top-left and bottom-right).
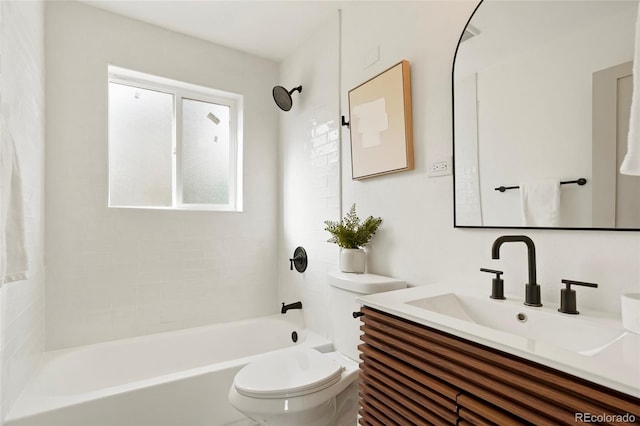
[{"x1": 356, "y1": 285, "x2": 640, "y2": 425}]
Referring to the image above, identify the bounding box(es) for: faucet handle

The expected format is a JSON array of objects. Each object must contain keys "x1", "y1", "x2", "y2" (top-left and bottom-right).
[
  {"x1": 561, "y1": 279, "x2": 598, "y2": 289},
  {"x1": 480, "y1": 268, "x2": 503, "y2": 276},
  {"x1": 481, "y1": 268, "x2": 506, "y2": 300},
  {"x1": 558, "y1": 279, "x2": 598, "y2": 315}
]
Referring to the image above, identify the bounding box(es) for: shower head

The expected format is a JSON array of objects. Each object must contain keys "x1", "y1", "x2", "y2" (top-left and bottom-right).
[{"x1": 272, "y1": 85, "x2": 302, "y2": 111}]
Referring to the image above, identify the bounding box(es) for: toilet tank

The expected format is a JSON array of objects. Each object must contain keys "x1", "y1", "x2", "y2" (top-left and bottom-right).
[{"x1": 328, "y1": 272, "x2": 406, "y2": 362}]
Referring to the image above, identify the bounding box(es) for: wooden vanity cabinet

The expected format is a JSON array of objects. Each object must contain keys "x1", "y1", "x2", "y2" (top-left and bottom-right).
[{"x1": 357, "y1": 306, "x2": 640, "y2": 425}]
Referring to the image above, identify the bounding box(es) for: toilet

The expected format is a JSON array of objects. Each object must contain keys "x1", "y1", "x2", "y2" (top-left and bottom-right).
[{"x1": 228, "y1": 272, "x2": 406, "y2": 426}]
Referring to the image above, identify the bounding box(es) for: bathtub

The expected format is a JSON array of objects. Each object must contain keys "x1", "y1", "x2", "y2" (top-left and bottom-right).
[{"x1": 5, "y1": 315, "x2": 333, "y2": 426}]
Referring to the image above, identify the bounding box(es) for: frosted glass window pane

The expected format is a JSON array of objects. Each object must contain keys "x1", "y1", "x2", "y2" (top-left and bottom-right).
[
  {"x1": 181, "y1": 98, "x2": 230, "y2": 204},
  {"x1": 109, "y1": 83, "x2": 173, "y2": 207}
]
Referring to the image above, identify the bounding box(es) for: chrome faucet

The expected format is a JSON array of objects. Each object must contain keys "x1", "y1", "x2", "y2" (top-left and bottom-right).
[{"x1": 491, "y1": 235, "x2": 542, "y2": 307}]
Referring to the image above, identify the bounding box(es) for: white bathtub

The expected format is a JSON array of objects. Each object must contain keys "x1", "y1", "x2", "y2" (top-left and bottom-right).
[{"x1": 6, "y1": 315, "x2": 333, "y2": 426}]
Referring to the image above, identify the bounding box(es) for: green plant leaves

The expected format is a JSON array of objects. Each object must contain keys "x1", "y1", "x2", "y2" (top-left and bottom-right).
[{"x1": 324, "y1": 204, "x2": 383, "y2": 249}]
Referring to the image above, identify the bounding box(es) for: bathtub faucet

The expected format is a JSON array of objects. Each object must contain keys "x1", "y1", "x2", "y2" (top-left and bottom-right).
[{"x1": 281, "y1": 301, "x2": 302, "y2": 314}]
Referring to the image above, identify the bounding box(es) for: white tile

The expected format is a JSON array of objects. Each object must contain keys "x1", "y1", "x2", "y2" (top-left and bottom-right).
[
  {"x1": 277, "y1": 15, "x2": 340, "y2": 339},
  {"x1": 1, "y1": 0, "x2": 46, "y2": 415}
]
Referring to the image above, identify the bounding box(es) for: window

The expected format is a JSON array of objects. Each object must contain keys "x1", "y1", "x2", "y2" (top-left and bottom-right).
[{"x1": 108, "y1": 66, "x2": 243, "y2": 211}]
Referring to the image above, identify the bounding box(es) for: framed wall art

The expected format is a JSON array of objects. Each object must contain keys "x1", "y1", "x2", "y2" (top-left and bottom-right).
[{"x1": 348, "y1": 60, "x2": 414, "y2": 180}]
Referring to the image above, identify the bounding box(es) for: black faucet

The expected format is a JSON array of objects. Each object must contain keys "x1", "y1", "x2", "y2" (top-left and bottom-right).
[
  {"x1": 491, "y1": 235, "x2": 542, "y2": 307},
  {"x1": 281, "y1": 301, "x2": 302, "y2": 314}
]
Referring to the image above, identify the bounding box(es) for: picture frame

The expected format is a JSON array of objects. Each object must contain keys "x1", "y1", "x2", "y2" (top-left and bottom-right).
[{"x1": 348, "y1": 60, "x2": 414, "y2": 180}]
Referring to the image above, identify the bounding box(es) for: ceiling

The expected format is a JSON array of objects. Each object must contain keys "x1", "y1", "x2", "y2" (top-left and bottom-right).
[{"x1": 76, "y1": 0, "x2": 347, "y2": 62}]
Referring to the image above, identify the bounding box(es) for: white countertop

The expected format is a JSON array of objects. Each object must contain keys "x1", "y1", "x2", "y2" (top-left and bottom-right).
[{"x1": 357, "y1": 283, "x2": 640, "y2": 398}]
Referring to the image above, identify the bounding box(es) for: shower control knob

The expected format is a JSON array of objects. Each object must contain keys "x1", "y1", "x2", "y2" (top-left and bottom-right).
[{"x1": 288, "y1": 247, "x2": 308, "y2": 273}]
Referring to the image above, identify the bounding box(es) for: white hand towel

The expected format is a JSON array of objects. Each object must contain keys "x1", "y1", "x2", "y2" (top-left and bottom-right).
[
  {"x1": 520, "y1": 179, "x2": 561, "y2": 227},
  {"x1": 1, "y1": 121, "x2": 29, "y2": 285},
  {"x1": 620, "y1": 4, "x2": 640, "y2": 176}
]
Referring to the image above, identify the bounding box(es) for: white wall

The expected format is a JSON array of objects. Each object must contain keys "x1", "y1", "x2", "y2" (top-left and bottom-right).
[
  {"x1": 272, "y1": 0, "x2": 640, "y2": 338},
  {"x1": 0, "y1": 0, "x2": 46, "y2": 420},
  {"x1": 278, "y1": 14, "x2": 341, "y2": 339},
  {"x1": 45, "y1": 1, "x2": 280, "y2": 350}
]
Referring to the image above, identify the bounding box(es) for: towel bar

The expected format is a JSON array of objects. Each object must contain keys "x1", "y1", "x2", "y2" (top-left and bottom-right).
[{"x1": 495, "y1": 178, "x2": 587, "y2": 193}]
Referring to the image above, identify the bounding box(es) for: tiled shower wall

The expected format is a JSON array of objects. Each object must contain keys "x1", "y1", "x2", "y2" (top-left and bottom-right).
[
  {"x1": 45, "y1": 2, "x2": 280, "y2": 350},
  {"x1": 278, "y1": 14, "x2": 341, "y2": 339},
  {"x1": 0, "y1": 0, "x2": 46, "y2": 419}
]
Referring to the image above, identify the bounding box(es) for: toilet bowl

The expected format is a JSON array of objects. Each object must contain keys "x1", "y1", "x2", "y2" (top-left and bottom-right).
[
  {"x1": 228, "y1": 272, "x2": 406, "y2": 426},
  {"x1": 228, "y1": 349, "x2": 359, "y2": 426}
]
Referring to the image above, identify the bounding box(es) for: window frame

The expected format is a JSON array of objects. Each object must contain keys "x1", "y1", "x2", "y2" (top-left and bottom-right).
[{"x1": 107, "y1": 66, "x2": 243, "y2": 212}]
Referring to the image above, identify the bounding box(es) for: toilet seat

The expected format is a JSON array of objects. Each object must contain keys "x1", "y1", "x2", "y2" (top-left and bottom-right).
[{"x1": 234, "y1": 348, "x2": 344, "y2": 398}]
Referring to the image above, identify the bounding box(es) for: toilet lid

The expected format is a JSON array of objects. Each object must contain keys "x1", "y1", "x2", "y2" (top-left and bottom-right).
[{"x1": 234, "y1": 348, "x2": 344, "y2": 398}]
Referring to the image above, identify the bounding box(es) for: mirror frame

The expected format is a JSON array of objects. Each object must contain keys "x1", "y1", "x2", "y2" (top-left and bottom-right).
[{"x1": 451, "y1": 0, "x2": 640, "y2": 232}]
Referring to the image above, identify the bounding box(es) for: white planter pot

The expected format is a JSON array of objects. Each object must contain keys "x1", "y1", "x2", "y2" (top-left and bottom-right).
[{"x1": 340, "y1": 248, "x2": 366, "y2": 273}]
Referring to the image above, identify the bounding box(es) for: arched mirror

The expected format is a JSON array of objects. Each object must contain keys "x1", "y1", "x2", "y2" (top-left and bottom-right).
[{"x1": 453, "y1": 0, "x2": 640, "y2": 230}]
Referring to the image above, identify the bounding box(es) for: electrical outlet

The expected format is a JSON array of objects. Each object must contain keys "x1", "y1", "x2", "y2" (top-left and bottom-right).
[
  {"x1": 432, "y1": 161, "x2": 447, "y2": 172},
  {"x1": 428, "y1": 156, "x2": 452, "y2": 177}
]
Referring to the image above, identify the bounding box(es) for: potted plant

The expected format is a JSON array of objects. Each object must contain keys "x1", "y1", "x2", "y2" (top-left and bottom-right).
[{"x1": 324, "y1": 204, "x2": 383, "y2": 273}]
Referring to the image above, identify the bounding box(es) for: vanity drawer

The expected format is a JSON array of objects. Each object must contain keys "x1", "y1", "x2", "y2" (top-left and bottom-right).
[{"x1": 358, "y1": 306, "x2": 640, "y2": 425}]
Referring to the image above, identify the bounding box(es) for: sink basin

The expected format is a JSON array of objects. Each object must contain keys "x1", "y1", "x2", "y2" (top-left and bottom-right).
[{"x1": 406, "y1": 293, "x2": 625, "y2": 356}]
